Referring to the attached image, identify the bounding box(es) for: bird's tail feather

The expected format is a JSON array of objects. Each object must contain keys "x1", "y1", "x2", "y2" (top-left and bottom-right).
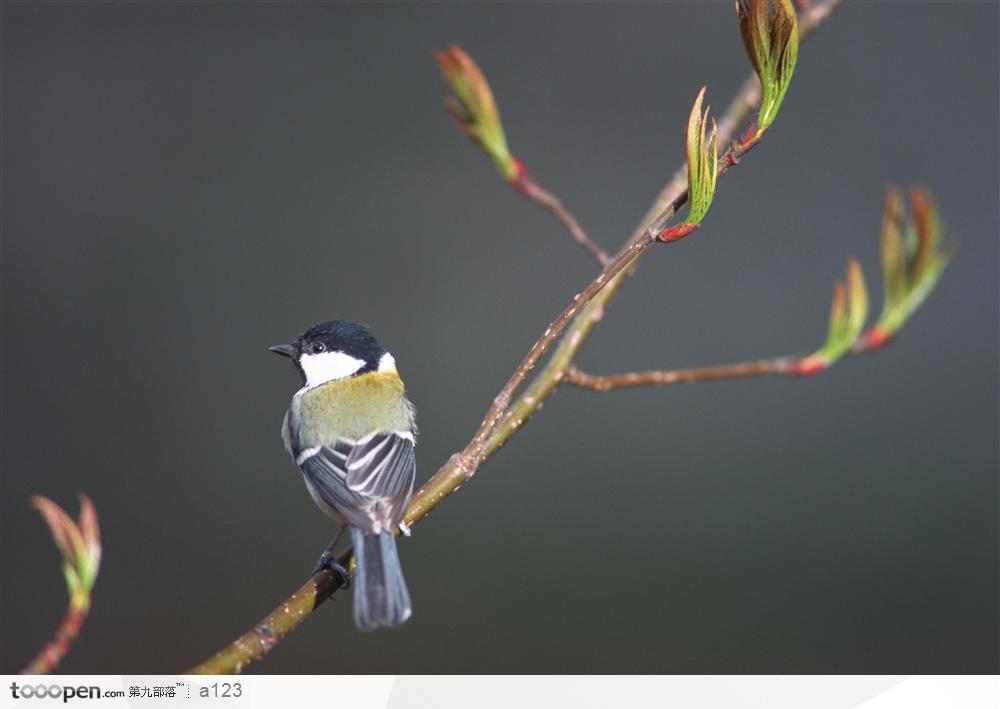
[{"x1": 350, "y1": 527, "x2": 412, "y2": 631}]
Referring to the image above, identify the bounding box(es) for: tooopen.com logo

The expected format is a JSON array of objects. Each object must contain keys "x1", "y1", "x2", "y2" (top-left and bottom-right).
[{"x1": 11, "y1": 682, "x2": 126, "y2": 702}]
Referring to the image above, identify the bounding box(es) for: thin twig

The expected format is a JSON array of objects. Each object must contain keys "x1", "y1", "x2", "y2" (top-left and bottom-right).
[
  {"x1": 567, "y1": 266, "x2": 894, "y2": 389},
  {"x1": 188, "y1": 0, "x2": 845, "y2": 675},
  {"x1": 565, "y1": 358, "x2": 793, "y2": 390},
  {"x1": 22, "y1": 605, "x2": 90, "y2": 674},
  {"x1": 564, "y1": 324, "x2": 893, "y2": 391},
  {"x1": 513, "y1": 164, "x2": 611, "y2": 265}
]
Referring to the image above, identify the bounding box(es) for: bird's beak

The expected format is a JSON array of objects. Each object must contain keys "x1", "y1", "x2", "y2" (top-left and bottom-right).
[{"x1": 269, "y1": 343, "x2": 295, "y2": 358}]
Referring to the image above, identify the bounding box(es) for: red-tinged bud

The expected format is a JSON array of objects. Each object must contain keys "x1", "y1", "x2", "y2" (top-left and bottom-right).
[
  {"x1": 907, "y1": 187, "x2": 940, "y2": 285},
  {"x1": 857, "y1": 325, "x2": 894, "y2": 353},
  {"x1": 434, "y1": 45, "x2": 516, "y2": 180},
  {"x1": 738, "y1": 121, "x2": 758, "y2": 149},
  {"x1": 510, "y1": 156, "x2": 527, "y2": 182},
  {"x1": 723, "y1": 123, "x2": 759, "y2": 166},
  {"x1": 31, "y1": 495, "x2": 101, "y2": 613},
  {"x1": 874, "y1": 185, "x2": 953, "y2": 339},
  {"x1": 508, "y1": 156, "x2": 534, "y2": 197},
  {"x1": 683, "y1": 87, "x2": 718, "y2": 226},
  {"x1": 788, "y1": 354, "x2": 829, "y2": 377},
  {"x1": 735, "y1": 0, "x2": 799, "y2": 138},
  {"x1": 657, "y1": 223, "x2": 700, "y2": 243},
  {"x1": 805, "y1": 260, "x2": 870, "y2": 367}
]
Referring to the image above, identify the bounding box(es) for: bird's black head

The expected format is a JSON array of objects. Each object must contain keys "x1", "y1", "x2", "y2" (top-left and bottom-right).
[
  {"x1": 294, "y1": 320, "x2": 386, "y2": 364},
  {"x1": 270, "y1": 320, "x2": 390, "y2": 387}
]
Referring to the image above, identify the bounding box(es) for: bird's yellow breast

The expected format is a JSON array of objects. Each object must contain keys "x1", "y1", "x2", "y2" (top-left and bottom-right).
[{"x1": 291, "y1": 370, "x2": 415, "y2": 443}]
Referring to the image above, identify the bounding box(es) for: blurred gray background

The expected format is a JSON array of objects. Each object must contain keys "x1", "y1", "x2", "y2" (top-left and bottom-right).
[{"x1": 2, "y1": 1, "x2": 997, "y2": 674}]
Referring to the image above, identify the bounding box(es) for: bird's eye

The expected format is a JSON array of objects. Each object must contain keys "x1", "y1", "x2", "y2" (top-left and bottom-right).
[{"x1": 310, "y1": 342, "x2": 326, "y2": 354}]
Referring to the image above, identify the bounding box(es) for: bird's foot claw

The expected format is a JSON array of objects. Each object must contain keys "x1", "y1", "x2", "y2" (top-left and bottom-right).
[{"x1": 313, "y1": 550, "x2": 351, "y2": 589}]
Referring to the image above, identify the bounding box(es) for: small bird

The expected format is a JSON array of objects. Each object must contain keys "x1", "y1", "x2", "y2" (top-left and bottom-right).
[{"x1": 271, "y1": 320, "x2": 417, "y2": 630}]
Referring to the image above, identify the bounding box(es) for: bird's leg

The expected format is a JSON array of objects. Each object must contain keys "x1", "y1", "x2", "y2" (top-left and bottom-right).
[
  {"x1": 327, "y1": 523, "x2": 348, "y2": 551},
  {"x1": 312, "y1": 524, "x2": 351, "y2": 588}
]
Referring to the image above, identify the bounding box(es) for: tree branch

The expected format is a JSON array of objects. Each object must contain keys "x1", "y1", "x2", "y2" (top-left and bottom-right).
[
  {"x1": 188, "y1": 0, "x2": 845, "y2": 674},
  {"x1": 188, "y1": 571, "x2": 341, "y2": 675},
  {"x1": 478, "y1": 0, "x2": 844, "y2": 455}
]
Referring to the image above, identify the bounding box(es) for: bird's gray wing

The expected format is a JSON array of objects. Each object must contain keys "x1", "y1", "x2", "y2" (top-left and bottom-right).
[
  {"x1": 297, "y1": 433, "x2": 415, "y2": 533},
  {"x1": 297, "y1": 440, "x2": 372, "y2": 530},
  {"x1": 345, "y1": 433, "x2": 416, "y2": 529}
]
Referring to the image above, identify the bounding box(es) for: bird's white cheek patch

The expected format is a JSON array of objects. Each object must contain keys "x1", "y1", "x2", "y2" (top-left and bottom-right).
[{"x1": 300, "y1": 351, "x2": 366, "y2": 387}]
